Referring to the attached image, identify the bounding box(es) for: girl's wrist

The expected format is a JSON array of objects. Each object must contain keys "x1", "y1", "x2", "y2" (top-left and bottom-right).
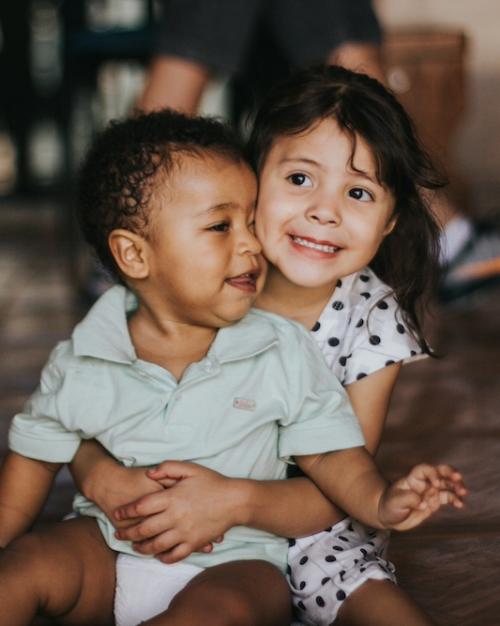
[{"x1": 227, "y1": 478, "x2": 255, "y2": 528}]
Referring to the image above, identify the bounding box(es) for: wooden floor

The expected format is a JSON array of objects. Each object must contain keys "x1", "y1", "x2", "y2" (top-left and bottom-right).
[{"x1": 1, "y1": 200, "x2": 499, "y2": 625}]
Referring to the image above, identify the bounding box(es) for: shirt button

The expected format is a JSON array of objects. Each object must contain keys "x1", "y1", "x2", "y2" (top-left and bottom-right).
[{"x1": 204, "y1": 361, "x2": 214, "y2": 373}]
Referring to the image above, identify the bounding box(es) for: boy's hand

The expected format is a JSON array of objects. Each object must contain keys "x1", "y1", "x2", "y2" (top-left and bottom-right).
[
  {"x1": 378, "y1": 463, "x2": 467, "y2": 531},
  {"x1": 114, "y1": 462, "x2": 241, "y2": 563},
  {"x1": 87, "y1": 463, "x2": 165, "y2": 529}
]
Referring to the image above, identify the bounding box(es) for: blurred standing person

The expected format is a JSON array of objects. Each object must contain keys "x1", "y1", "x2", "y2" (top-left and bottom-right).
[{"x1": 136, "y1": 0, "x2": 500, "y2": 304}]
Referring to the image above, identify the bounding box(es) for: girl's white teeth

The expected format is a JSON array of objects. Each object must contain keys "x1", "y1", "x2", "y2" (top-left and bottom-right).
[{"x1": 292, "y1": 236, "x2": 339, "y2": 254}]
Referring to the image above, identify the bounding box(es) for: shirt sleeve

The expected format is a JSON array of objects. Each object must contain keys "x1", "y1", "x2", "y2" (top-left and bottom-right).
[
  {"x1": 8, "y1": 343, "x2": 82, "y2": 463},
  {"x1": 343, "y1": 295, "x2": 425, "y2": 386},
  {"x1": 278, "y1": 328, "x2": 365, "y2": 460}
]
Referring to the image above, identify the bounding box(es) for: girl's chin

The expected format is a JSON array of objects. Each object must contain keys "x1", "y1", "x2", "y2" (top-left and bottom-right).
[{"x1": 281, "y1": 269, "x2": 339, "y2": 290}]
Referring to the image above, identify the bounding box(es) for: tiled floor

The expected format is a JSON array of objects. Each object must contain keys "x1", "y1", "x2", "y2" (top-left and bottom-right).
[{"x1": 1, "y1": 199, "x2": 500, "y2": 625}]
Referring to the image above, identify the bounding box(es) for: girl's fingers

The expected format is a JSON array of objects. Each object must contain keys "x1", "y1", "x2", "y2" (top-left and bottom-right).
[
  {"x1": 114, "y1": 491, "x2": 171, "y2": 521},
  {"x1": 132, "y1": 529, "x2": 181, "y2": 556}
]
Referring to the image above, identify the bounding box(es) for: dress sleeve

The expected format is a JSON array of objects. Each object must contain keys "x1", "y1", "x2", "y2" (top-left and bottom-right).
[
  {"x1": 8, "y1": 343, "x2": 82, "y2": 463},
  {"x1": 278, "y1": 328, "x2": 365, "y2": 460},
  {"x1": 342, "y1": 295, "x2": 425, "y2": 386}
]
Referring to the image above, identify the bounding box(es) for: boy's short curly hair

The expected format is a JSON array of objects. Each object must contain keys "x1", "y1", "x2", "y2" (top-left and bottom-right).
[{"x1": 76, "y1": 108, "x2": 248, "y2": 281}]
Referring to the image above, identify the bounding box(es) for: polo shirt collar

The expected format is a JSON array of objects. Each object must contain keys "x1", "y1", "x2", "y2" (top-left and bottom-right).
[
  {"x1": 72, "y1": 285, "x2": 137, "y2": 363},
  {"x1": 72, "y1": 287, "x2": 279, "y2": 365},
  {"x1": 209, "y1": 310, "x2": 278, "y2": 363}
]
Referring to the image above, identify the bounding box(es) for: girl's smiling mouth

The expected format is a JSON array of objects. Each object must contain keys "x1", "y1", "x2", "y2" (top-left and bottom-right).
[{"x1": 289, "y1": 234, "x2": 341, "y2": 255}]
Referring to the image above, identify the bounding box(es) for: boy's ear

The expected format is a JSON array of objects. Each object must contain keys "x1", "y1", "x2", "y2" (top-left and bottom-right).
[
  {"x1": 384, "y1": 215, "x2": 397, "y2": 237},
  {"x1": 108, "y1": 229, "x2": 150, "y2": 280}
]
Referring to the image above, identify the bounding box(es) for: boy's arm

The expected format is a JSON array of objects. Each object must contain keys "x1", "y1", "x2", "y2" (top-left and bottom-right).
[{"x1": 0, "y1": 452, "x2": 61, "y2": 546}]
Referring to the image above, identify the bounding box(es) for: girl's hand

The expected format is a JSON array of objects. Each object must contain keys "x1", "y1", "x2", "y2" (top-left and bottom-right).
[
  {"x1": 378, "y1": 463, "x2": 467, "y2": 531},
  {"x1": 114, "y1": 461, "x2": 243, "y2": 563}
]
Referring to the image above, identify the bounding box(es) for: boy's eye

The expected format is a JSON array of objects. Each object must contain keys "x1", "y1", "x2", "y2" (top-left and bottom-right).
[
  {"x1": 209, "y1": 222, "x2": 230, "y2": 232},
  {"x1": 287, "y1": 173, "x2": 312, "y2": 188},
  {"x1": 349, "y1": 188, "x2": 373, "y2": 202}
]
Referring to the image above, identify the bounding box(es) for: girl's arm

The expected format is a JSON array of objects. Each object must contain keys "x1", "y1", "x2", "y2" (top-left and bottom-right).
[
  {"x1": 0, "y1": 452, "x2": 61, "y2": 546},
  {"x1": 295, "y1": 447, "x2": 465, "y2": 531},
  {"x1": 346, "y1": 362, "x2": 402, "y2": 454}
]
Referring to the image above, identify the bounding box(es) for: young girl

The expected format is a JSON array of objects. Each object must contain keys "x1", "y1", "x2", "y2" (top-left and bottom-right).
[{"x1": 73, "y1": 65, "x2": 449, "y2": 626}]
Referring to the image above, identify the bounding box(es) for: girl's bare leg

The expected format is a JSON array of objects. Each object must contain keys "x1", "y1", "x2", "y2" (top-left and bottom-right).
[
  {"x1": 336, "y1": 580, "x2": 437, "y2": 626},
  {"x1": 142, "y1": 559, "x2": 292, "y2": 626},
  {"x1": 0, "y1": 517, "x2": 116, "y2": 626}
]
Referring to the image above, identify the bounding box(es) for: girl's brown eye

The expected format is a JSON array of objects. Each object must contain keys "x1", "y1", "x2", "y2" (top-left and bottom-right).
[
  {"x1": 349, "y1": 188, "x2": 372, "y2": 201},
  {"x1": 288, "y1": 173, "x2": 312, "y2": 187}
]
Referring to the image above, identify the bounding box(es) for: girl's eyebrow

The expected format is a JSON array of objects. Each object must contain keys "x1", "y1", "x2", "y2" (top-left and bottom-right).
[
  {"x1": 349, "y1": 168, "x2": 378, "y2": 185},
  {"x1": 279, "y1": 156, "x2": 325, "y2": 170}
]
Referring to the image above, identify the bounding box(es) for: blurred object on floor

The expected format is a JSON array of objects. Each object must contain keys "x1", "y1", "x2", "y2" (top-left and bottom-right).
[{"x1": 439, "y1": 220, "x2": 500, "y2": 306}]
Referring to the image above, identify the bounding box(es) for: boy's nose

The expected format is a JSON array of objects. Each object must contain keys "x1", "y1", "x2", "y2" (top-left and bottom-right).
[{"x1": 239, "y1": 228, "x2": 262, "y2": 256}]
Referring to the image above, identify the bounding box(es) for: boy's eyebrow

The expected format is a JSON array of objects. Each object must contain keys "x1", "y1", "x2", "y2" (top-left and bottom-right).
[
  {"x1": 197, "y1": 202, "x2": 237, "y2": 216},
  {"x1": 197, "y1": 200, "x2": 256, "y2": 216}
]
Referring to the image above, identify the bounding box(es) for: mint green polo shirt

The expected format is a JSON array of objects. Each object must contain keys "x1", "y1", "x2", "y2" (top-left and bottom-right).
[{"x1": 9, "y1": 286, "x2": 364, "y2": 572}]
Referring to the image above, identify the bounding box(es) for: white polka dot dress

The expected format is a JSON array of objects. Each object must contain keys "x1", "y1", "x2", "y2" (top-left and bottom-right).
[{"x1": 289, "y1": 267, "x2": 424, "y2": 625}]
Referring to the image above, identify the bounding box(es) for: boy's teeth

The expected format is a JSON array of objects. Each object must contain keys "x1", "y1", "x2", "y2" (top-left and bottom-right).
[{"x1": 292, "y1": 236, "x2": 338, "y2": 254}]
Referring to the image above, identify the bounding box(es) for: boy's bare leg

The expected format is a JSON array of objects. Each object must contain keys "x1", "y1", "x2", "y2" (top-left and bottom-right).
[
  {"x1": 0, "y1": 517, "x2": 115, "y2": 626},
  {"x1": 336, "y1": 580, "x2": 437, "y2": 626},
  {"x1": 142, "y1": 559, "x2": 292, "y2": 626}
]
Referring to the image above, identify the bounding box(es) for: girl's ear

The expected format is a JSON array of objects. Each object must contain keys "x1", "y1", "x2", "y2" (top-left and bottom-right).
[
  {"x1": 108, "y1": 229, "x2": 150, "y2": 280},
  {"x1": 384, "y1": 215, "x2": 398, "y2": 237}
]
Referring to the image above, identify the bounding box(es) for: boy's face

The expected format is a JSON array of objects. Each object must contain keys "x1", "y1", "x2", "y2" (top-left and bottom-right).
[
  {"x1": 146, "y1": 154, "x2": 264, "y2": 328},
  {"x1": 255, "y1": 118, "x2": 396, "y2": 289}
]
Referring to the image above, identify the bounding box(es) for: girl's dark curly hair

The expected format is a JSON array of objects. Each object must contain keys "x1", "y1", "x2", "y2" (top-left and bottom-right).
[
  {"x1": 248, "y1": 64, "x2": 446, "y2": 355},
  {"x1": 76, "y1": 108, "x2": 248, "y2": 282}
]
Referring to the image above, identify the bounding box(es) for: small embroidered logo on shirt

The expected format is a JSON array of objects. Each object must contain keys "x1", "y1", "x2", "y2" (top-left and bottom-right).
[{"x1": 233, "y1": 397, "x2": 256, "y2": 411}]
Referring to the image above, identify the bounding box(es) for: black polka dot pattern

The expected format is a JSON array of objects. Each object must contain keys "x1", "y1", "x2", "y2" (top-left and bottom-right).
[
  {"x1": 288, "y1": 520, "x2": 396, "y2": 623},
  {"x1": 309, "y1": 267, "x2": 423, "y2": 397}
]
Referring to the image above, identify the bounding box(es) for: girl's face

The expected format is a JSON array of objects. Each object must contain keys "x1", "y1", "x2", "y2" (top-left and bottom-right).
[{"x1": 256, "y1": 118, "x2": 396, "y2": 289}]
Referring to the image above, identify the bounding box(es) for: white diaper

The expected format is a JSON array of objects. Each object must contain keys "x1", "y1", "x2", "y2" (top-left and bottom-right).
[{"x1": 114, "y1": 553, "x2": 204, "y2": 626}]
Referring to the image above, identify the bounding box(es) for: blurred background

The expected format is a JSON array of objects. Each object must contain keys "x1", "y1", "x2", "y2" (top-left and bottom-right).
[{"x1": 0, "y1": 2, "x2": 499, "y2": 625}]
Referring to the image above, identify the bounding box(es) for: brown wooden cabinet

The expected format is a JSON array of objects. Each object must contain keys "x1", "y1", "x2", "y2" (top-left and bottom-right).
[{"x1": 382, "y1": 29, "x2": 467, "y2": 159}]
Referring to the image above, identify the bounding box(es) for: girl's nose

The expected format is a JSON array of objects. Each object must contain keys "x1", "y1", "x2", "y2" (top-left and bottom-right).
[{"x1": 306, "y1": 198, "x2": 340, "y2": 226}]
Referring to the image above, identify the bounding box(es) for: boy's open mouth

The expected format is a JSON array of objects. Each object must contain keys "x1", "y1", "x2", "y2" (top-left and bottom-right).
[
  {"x1": 225, "y1": 270, "x2": 261, "y2": 293},
  {"x1": 289, "y1": 234, "x2": 341, "y2": 254}
]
